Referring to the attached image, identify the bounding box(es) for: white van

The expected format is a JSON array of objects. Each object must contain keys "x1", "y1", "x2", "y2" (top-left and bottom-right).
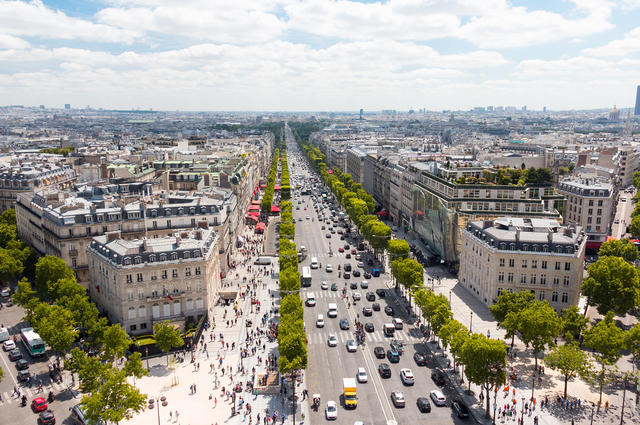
[
  {"x1": 393, "y1": 318, "x2": 404, "y2": 330},
  {"x1": 310, "y1": 257, "x2": 319, "y2": 269},
  {"x1": 306, "y1": 292, "x2": 316, "y2": 307},
  {"x1": 254, "y1": 256, "x2": 272, "y2": 265},
  {"x1": 327, "y1": 303, "x2": 338, "y2": 318},
  {"x1": 0, "y1": 327, "x2": 9, "y2": 342}
]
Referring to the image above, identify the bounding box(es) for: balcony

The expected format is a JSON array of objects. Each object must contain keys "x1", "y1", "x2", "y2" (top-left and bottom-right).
[{"x1": 146, "y1": 291, "x2": 186, "y2": 302}]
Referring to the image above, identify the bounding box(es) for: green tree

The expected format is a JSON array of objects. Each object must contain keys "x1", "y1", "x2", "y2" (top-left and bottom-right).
[
  {"x1": 582, "y1": 256, "x2": 640, "y2": 315},
  {"x1": 560, "y1": 305, "x2": 589, "y2": 341},
  {"x1": 35, "y1": 255, "x2": 76, "y2": 297},
  {"x1": 123, "y1": 352, "x2": 149, "y2": 385},
  {"x1": 450, "y1": 328, "x2": 470, "y2": 381},
  {"x1": 431, "y1": 303, "x2": 453, "y2": 337},
  {"x1": 632, "y1": 171, "x2": 640, "y2": 190},
  {"x1": 583, "y1": 312, "x2": 626, "y2": 407},
  {"x1": 0, "y1": 222, "x2": 17, "y2": 248},
  {"x1": 544, "y1": 342, "x2": 594, "y2": 399},
  {"x1": 280, "y1": 295, "x2": 303, "y2": 322},
  {"x1": 65, "y1": 348, "x2": 110, "y2": 393},
  {"x1": 439, "y1": 319, "x2": 467, "y2": 353},
  {"x1": 81, "y1": 367, "x2": 147, "y2": 425},
  {"x1": 461, "y1": 334, "x2": 507, "y2": 418},
  {"x1": 33, "y1": 304, "x2": 78, "y2": 353},
  {"x1": 387, "y1": 239, "x2": 410, "y2": 261},
  {"x1": 0, "y1": 249, "x2": 23, "y2": 283},
  {"x1": 0, "y1": 209, "x2": 16, "y2": 226},
  {"x1": 624, "y1": 323, "x2": 640, "y2": 371},
  {"x1": 102, "y1": 324, "x2": 133, "y2": 364},
  {"x1": 153, "y1": 321, "x2": 184, "y2": 365},
  {"x1": 518, "y1": 302, "x2": 562, "y2": 372},
  {"x1": 0, "y1": 365, "x2": 3, "y2": 383},
  {"x1": 12, "y1": 277, "x2": 39, "y2": 321},
  {"x1": 597, "y1": 238, "x2": 638, "y2": 263},
  {"x1": 630, "y1": 215, "x2": 640, "y2": 239},
  {"x1": 490, "y1": 291, "x2": 535, "y2": 322}
]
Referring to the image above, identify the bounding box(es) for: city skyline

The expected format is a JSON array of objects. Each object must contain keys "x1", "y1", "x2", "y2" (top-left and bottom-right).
[{"x1": 1, "y1": 0, "x2": 640, "y2": 111}]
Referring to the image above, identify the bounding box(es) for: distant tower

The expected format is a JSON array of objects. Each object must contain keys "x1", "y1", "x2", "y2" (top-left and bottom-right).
[
  {"x1": 64, "y1": 104, "x2": 70, "y2": 110},
  {"x1": 635, "y1": 85, "x2": 640, "y2": 115},
  {"x1": 609, "y1": 105, "x2": 620, "y2": 121},
  {"x1": 359, "y1": 108, "x2": 363, "y2": 120}
]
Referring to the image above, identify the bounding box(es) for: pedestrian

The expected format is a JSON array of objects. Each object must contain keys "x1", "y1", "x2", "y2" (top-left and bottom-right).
[{"x1": 214, "y1": 397, "x2": 217, "y2": 408}]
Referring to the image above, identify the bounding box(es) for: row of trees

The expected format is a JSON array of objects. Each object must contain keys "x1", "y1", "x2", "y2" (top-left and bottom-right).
[
  {"x1": 261, "y1": 145, "x2": 280, "y2": 215},
  {"x1": 277, "y1": 141, "x2": 308, "y2": 425},
  {"x1": 280, "y1": 149, "x2": 291, "y2": 201}
]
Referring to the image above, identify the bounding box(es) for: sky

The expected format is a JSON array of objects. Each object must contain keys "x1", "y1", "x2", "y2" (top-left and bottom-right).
[{"x1": 1, "y1": 0, "x2": 640, "y2": 111}]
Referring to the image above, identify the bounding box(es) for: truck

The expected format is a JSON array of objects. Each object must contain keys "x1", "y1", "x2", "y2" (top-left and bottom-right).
[{"x1": 343, "y1": 378, "x2": 357, "y2": 408}]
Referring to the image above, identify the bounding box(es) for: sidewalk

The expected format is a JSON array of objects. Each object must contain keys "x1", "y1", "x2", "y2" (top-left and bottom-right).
[{"x1": 124, "y1": 223, "x2": 310, "y2": 425}]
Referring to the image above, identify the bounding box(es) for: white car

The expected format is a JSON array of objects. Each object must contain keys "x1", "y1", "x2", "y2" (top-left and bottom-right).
[
  {"x1": 327, "y1": 334, "x2": 338, "y2": 347},
  {"x1": 430, "y1": 390, "x2": 447, "y2": 406},
  {"x1": 357, "y1": 367, "x2": 368, "y2": 383},
  {"x1": 346, "y1": 340, "x2": 358, "y2": 352},
  {"x1": 326, "y1": 400, "x2": 338, "y2": 420},
  {"x1": 321, "y1": 281, "x2": 329, "y2": 290},
  {"x1": 0, "y1": 288, "x2": 10, "y2": 297},
  {"x1": 316, "y1": 314, "x2": 325, "y2": 328},
  {"x1": 3, "y1": 340, "x2": 16, "y2": 351},
  {"x1": 326, "y1": 264, "x2": 333, "y2": 273},
  {"x1": 357, "y1": 261, "x2": 364, "y2": 268},
  {"x1": 352, "y1": 291, "x2": 361, "y2": 301},
  {"x1": 400, "y1": 368, "x2": 415, "y2": 385}
]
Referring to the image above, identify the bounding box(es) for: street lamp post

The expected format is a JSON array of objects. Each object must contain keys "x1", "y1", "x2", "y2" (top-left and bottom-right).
[
  {"x1": 145, "y1": 348, "x2": 150, "y2": 370},
  {"x1": 449, "y1": 289, "x2": 452, "y2": 306},
  {"x1": 470, "y1": 312, "x2": 473, "y2": 334},
  {"x1": 521, "y1": 397, "x2": 525, "y2": 424}
]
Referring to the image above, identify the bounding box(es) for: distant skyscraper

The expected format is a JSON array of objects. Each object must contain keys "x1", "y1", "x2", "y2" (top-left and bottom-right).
[
  {"x1": 39, "y1": 105, "x2": 44, "y2": 109},
  {"x1": 359, "y1": 108, "x2": 363, "y2": 120},
  {"x1": 543, "y1": 106, "x2": 547, "y2": 112},
  {"x1": 64, "y1": 104, "x2": 70, "y2": 110},
  {"x1": 635, "y1": 85, "x2": 640, "y2": 115}
]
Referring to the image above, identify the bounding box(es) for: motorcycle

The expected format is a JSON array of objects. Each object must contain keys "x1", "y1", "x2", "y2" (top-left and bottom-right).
[
  {"x1": 48, "y1": 391, "x2": 54, "y2": 403},
  {"x1": 21, "y1": 395, "x2": 27, "y2": 407}
]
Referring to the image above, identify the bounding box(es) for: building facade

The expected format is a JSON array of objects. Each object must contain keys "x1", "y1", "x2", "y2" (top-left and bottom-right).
[
  {"x1": 87, "y1": 228, "x2": 220, "y2": 335},
  {"x1": 459, "y1": 217, "x2": 586, "y2": 311}
]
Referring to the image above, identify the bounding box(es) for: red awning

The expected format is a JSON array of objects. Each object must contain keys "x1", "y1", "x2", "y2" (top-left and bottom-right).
[
  {"x1": 414, "y1": 210, "x2": 424, "y2": 216},
  {"x1": 271, "y1": 205, "x2": 280, "y2": 213},
  {"x1": 586, "y1": 241, "x2": 603, "y2": 250},
  {"x1": 249, "y1": 205, "x2": 260, "y2": 211},
  {"x1": 260, "y1": 184, "x2": 266, "y2": 188},
  {"x1": 274, "y1": 185, "x2": 281, "y2": 190},
  {"x1": 255, "y1": 222, "x2": 265, "y2": 230}
]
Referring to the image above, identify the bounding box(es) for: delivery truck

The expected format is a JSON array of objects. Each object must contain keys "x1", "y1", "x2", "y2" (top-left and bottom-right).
[{"x1": 343, "y1": 377, "x2": 357, "y2": 409}]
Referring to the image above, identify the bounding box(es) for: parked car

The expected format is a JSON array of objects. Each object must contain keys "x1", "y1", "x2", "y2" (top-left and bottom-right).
[
  {"x1": 431, "y1": 370, "x2": 446, "y2": 386},
  {"x1": 400, "y1": 368, "x2": 415, "y2": 385},
  {"x1": 430, "y1": 390, "x2": 447, "y2": 406},
  {"x1": 15, "y1": 358, "x2": 29, "y2": 370},
  {"x1": 413, "y1": 352, "x2": 427, "y2": 366},
  {"x1": 362, "y1": 306, "x2": 373, "y2": 316},
  {"x1": 372, "y1": 302, "x2": 381, "y2": 311},
  {"x1": 39, "y1": 410, "x2": 56, "y2": 425},
  {"x1": 384, "y1": 306, "x2": 395, "y2": 316},
  {"x1": 387, "y1": 350, "x2": 400, "y2": 363},
  {"x1": 376, "y1": 288, "x2": 386, "y2": 297},
  {"x1": 8, "y1": 349, "x2": 22, "y2": 361},
  {"x1": 452, "y1": 399, "x2": 470, "y2": 419},
  {"x1": 366, "y1": 292, "x2": 375, "y2": 301}
]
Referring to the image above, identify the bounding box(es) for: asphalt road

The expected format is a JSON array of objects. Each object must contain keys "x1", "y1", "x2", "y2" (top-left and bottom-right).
[{"x1": 286, "y1": 130, "x2": 467, "y2": 425}]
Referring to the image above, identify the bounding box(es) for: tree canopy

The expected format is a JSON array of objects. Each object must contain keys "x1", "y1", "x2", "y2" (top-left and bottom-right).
[
  {"x1": 582, "y1": 256, "x2": 640, "y2": 315},
  {"x1": 153, "y1": 322, "x2": 184, "y2": 364},
  {"x1": 597, "y1": 238, "x2": 638, "y2": 263}
]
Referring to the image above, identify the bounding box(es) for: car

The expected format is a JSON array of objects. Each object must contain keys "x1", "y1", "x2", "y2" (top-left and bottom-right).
[
  {"x1": 351, "y1": 249, "x2": 357, "y2": 254},
  {"x1": 390, "y1": 340, "x2": 404, "y2": 355},
  {"x1": 344, "y1": 272, "x2": 351, "y2": 279},
  {"x1": 340, "y1": 318, "x2": 350, "y2": 330},
  {"x1": 3, "y1": 340, "x2": 16, "y2": 351},
  {"x1": 452, "y1": 399, "x2": 470, "y2": 418},
  {"x1": 16, "y1": 358, "x2": 29, "y2": 370},
  {"x1": 346, "y1": 340, "x2": 358, "y2": 352},
  {"x1": 364, "y1": 322, "x2": 375, "y2": 332},
  {"x1": 364, "y1": 272, "x2": 372, "y2": 279},
  {"x1": 374, "y1": 346, "x2": 386, "y2": 358},
  {"x1": 372, "y1": 302, "x2": 381, "y2": 311},
  {"x1": 325, "y1": 400, "x2": 338, "y2": 420},
  {"x1": 345, "y1": 253, "x2": 351, "y2": 259},
  {"x1": 321, "y1": 281, "x2": 329, "y2": 290},
  {"x1": 0, "y1": 287, "x2": 10, "y2": 297},
  {"x1": 316, "y1": 314, "x2": 325, "y2": 328},
  {"x1": 387, "y1": 350, "x2": 400, "y2": 363},
  {"x1": 352, "y1": 269, "x2": 361, "y2": 277},
  {"x1": 378, "y1": 363, "x2": 391, "y2": 378},
  {"x1": 8, "y1": 348, "x2": 22, "y2": 361},
  {"x1": 376, "y1": 288, "x2": 386, "y2": 297},
  {"x1": 339, "y1": 247, "x2": 345, "y2": 253},
  {"x1": 352, "y1": 291, "x2": 361, "y2": 301},
  {"x1": 384, "y1": 306, "x2": 395, "y2": 316},
  {"x1": 327, "y1": 334, "x2": 338, "y2": 347},
  {"x1": 326, "y1": 233, "x2": 331, "y2": 238},
  {"x1": 306, "y1": 216, "x2": 310, "y2": 220},
  {"x1": 326, "y1": 264, "x2": 333, "y2": 272},
  {"x1": 360, "y1": 280, "x2": 368, "y2": 288},
  {"x1": 366, "y1": 291, "x2": 375, "y2": 301},
  {"x1": 430, "y1": 390, "x2": 447, "y2": 406},
  {"x1": 18, "y1": 369, "x2": 31, "y2": 382},
  {"x1": 331, "y1": 283, "x2": 338, "y2": 291},
  {"x1": 400, "y1": 368, "x2": 415, "y2": 385},
  {"x1": 344, "y1": 244, "x2": 350, "y2": 249},
  {"x1": 413, "y1": 352, "x2": 427, "y2": 366},
  {"x1": 357, "y1": 261, "x2": 364, "y2": 268},
  {"x1": 431, "y1": 370, "x2": 446, "y2": 386},
  {"x1": 32, "y1": 397, "x2": 48, "y2": 412},
  {"x1": 391, "y1": 392, "x2": 406, "y2": 408},
  {"x1": 615, "y1": 218, "x2": 620, "y2": 224},
  {"x1": 350, "y1": 282, "x2": 358, "y2": 289},
  {"x1": 39, "y1": 410, "x2": 56, "y2": 425},
  {"x1": 362, "y1": 306, "x2": 372, "y2": 316},
  {"x1": 321, "y1": 225, "x2": 324, "y2": 229},
  {"x1": 417, "y1": 397, "x2": 432, "y2": 413},
  {"x1": 357, "y1": 367, "x2": 368, "y2": 383}
]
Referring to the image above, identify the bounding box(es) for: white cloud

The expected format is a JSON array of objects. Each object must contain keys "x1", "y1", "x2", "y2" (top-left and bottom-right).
[
  {"x1": 0, "y1": 34, "x2": 30, "y2": 49},
  {"x1": 0, "y1": 0, "x2": 139, "y2": 43},
  {"x1": 582, "y1": 26, "x2": 640, "y2": 56}
]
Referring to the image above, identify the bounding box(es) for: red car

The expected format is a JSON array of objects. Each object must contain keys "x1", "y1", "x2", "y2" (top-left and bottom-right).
[
  {"x1": 339, "y1": 247, "x2": 345, "y2": 253},
  {"x1": 351, "y1": 249, "x2": 356, "y2": 254},
  {"x1": 32, "y1": 397, "x2": 48, "y2": 412}
]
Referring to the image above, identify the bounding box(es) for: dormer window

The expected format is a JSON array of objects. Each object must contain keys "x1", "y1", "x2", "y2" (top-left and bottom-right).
[
  {"x1": 124, "y1": 257, "x2": 131, "y2": 265},
  {"x1": 171, "y1": 253, "x2": 177, "y2": 260}
]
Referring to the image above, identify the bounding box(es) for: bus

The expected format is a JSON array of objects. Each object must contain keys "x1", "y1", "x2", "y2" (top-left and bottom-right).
[
  {"x1": 20, "y1": 327, "x2": 46, "y2": 357},
  {"x1": 301, "y1": 266, "x2": 312, "y2": 287}
]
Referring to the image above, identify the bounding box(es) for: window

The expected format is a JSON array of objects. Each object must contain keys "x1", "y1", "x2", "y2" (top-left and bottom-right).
[
  {"x1": 172, "y1": 269, "x2": 178, "y2": 278},
  {"x1": 128, "y1": 307, "x2": 136, "y2": 319},
  {"x1": 171, "y1": 253, "x2": 178, "y2": 261},
  {"x1": 162, "y1": 270, "x2": 168, "y2": 279},
  {"x1": 522, "y1": 260, "x2": 527, "y2": 268},
  {"x1": 539, "y1": 292, "x2": 545, "y2": 301},
  {"x1": 553, "y1": 276, "x2": 560, "y2": 286},
  {"x1": 540, "y1": 274, "x2": 547, "y2": 285},
  {"x1": 531, "y1": 260, "x2": 537, "y2": 269},
  {"x1": 562, "y1": 293, "x2": 568, "y2": 303},
  {"x1": 498, "y1": 272, "x2": 504, "y2": 282},
  {"x1": 530, "y1": 274, "x2": 536, "y2": 284},
  {"x1": 134, "y1": 256, "x2": 142, "y2": 265},
  {"x1": 138, "y1": 306, "x2": 146, "y2": 317},
  {"x1": 597, "y1": 209, "x2": 602, "y2": 215},
  {"x1": 184, "y1": 251, "x2": 190, "y2": 259},
  {"x1": 137, "y1": 273, "x2": 143, "y2": 282},
  {"x1": 509, "y1": 259, "x2": 515, "y2": 267},
  {"x1": 195, "y1": 266, "x2": 201, "y2": 275},
  {"x1": 185, "y1": 267, "x2": 191, "y2": 277},
  {"x1": 125, "y1": 257, "x2": 131, "y2": 265},
  {"x1": 72, "y1": 258, "x2": 77, "y2": 268},
  {"x1": 127, "y1": 291, "x2": 133, "y2": 301},
  {"x1": 552, "y1": 291, "x2": 558, "y2": 302},
  {"x1": 149, "y1": 255, "x2": 155, "y2": 263},
  {"x1": 129, "y1": 325, "x2": 137, "y2": 332},
  {"x1": 521, "y1": 274, "x2": 527, "y2": 284},
  {"x1": 126, "y1": 274, "x2": 132, "y2": 284},
  {"x1": 151, "y1": 272, "x2": 157, "y2": 281},
  {"x1": 587, "y1": 217, "x2": 592, "y2": 224},
  {"x1": 598, "y1": 200, "x2": 603, "y2": 206},
  {"x1": 596, "y1": 217, "x2": 601, "y2": 224},
  {"x1": 588, "y1": 200, "x2": 593, "y2": 206},
  {"x1": 541, "y1": 261, "x2": 547, "y2": 269},
  {"x1": 563, "y1": 276, "x2": 570, "y2": 286},
  {"x1": 499, "y1": 258, "x2": 505, "y2": 267},
  {"x1": 555, "y1": 262, "x2": 561, "y2": 270},
  {"x1": 565, "y1": 262, "x2": 571, "y2": 271},
  {"x1": 508, "y1": 273, "x2": 514, "y2": 282},
  {"x1": 138, "y1": 289, "x2": 144, "y2": 299},
  {"x1": 167, "y1": 220, "x2": 172, "y2": 228},
  {"x1": 141, "y1": 323, "x2": 147, "y2": 329},
  {"x1": 497, "y1": 288, "x2": 503, "y2": 296},
  {"x1": 588, "y1": 208, "x2": 593, "y2": 215}
]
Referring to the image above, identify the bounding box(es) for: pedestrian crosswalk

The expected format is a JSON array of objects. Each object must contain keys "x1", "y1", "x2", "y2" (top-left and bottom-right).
[
  {"x1": 305, "y1": 329, "x2": 422, "y2": 345},
  {"x1": 0, "y1": 381, "x2": 72, "y2": 406}
]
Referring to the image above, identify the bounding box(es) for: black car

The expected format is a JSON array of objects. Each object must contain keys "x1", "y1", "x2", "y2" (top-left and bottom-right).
[
  {"x1": 417, "y1": 397, "x2": 432, "y2": 413},
  {"x1": 16, "y1": 359, "x2": 29, "y2": 370},
  {"x1": 413, "y1": 352, "x2": 427, "y2": 366},
  {"x1": 17, "y1": 369, "x2": 30, "y2": 382},
  {"x1": 372, "y1": 302, "x2": 381, "y2": 311},
  {"x1": 452, "y1": 400, "x2": 470, "y2": 419},
  {"x1": 387, "y1": 350, "x2": 400, "y2": 363},
  {"x1": 374, "y1": 346, "x2": 386, "y2": 358},
  {"x1": 431, "y1": 371, "x2": 446, "y2": 386},
  {"x1": 39, "y1": 410, "x2": 56, "y2": 425},
  {"x1": 343, "y1": 272, "x2": 351, "y2": 279},
  {"x1": 352, "y1": 270, "x2": 361, "y2": 277},
  {"x1": 340, "y1": 319, "x2": 350, "y2": 330},
  {"x1": 378, "y1": 363, "x2": 392, "y2": 378},
  {"x1": 364, "y1": 272, "x2": 372, "y2": 279},
  {"x1": 350, "y1": 282, "x2": 358, "y2": 289},
  {"x1": 331, "y1": 283, "x2": 338, "y2": 291},
  {"x1": 345, "y1": 253, "x2": 351, "y2": 259},
  {"x1": 8, "y1": 349, "x2": 22, "y2": 361},
  {"x1": 366, "y1": 292, "x2": 375, "y2": 301},
  {"x1": 385, "y1": 306, "x2": 395, "y2": 316},
  {"x1": 364, "y1": 322, "x2": 375, "y2": 332},
  {"x1": 362, "y1": 306, "x2": 373, "y2": 316},
  {"x1": 376, "y1": 288, "x2": 386, "y2": 297}
]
